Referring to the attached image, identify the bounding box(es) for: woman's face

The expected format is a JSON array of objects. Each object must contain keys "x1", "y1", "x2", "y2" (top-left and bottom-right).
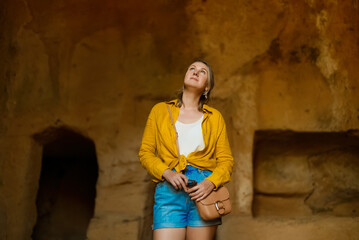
[{"x1": 184, "y1": 62, "x2": 210, "y2": 93}]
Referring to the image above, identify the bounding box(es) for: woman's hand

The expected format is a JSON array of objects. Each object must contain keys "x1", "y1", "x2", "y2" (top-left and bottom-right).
[
  {"x1": 187, "y1": 179, "x2": 215, "y2": 201},
  {"x1": 162, "y1": 169, "x2": 188, "y2": 190}
]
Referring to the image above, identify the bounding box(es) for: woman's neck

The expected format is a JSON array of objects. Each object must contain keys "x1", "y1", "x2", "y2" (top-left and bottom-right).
[{"x1": 181, "y1": 90, "x2": 201, "y2": 110}]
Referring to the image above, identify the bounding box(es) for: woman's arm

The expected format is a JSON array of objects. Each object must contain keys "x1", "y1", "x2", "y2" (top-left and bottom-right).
[
  {"x1": 139, "y1": 105, "x2": 169, "y2": 181},
  {"x1": 205, "y1": 113, "x2": 234, "y2": 190},
  {"x1": 188, "y1": 113, "x2": 234, "y2": 201},
  {"x1": 139, "y1": 103, "x2": 189, "y2": 189}
]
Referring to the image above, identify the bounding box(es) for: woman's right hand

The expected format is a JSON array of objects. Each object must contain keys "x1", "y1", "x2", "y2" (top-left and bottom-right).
[{"x1": 162, "y1": 169, "x2": 188, "y2": 190}]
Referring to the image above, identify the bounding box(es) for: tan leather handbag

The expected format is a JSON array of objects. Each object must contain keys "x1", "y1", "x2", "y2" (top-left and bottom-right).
[
  {"x1": 166, "y1": 104, "x2": 232, "y2": 220},
  {"x1": 195, "y1": 186, "x2": 231, "y2": 220}
]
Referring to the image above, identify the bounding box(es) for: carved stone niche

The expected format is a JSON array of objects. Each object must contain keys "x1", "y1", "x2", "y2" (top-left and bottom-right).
[
  {"x1": 253, "y1": 130, "x2": 359, "y2": 218},
  {"x1": 32, "y1": 126, "x2": 98, "y2": 240}
]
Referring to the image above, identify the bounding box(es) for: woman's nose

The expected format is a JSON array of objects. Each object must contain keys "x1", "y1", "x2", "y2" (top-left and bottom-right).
[{"x1": 193, "y1": 70, "x2": 199, "y2": 75}]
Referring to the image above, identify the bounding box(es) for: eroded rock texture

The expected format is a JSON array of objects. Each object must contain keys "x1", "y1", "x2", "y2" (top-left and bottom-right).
[
  {"x1": 0, "y1": 0, "x2": 358, "y2": 239},
  {"x1": 253, "y1": 131, "x2": 359, "y2": 218}
]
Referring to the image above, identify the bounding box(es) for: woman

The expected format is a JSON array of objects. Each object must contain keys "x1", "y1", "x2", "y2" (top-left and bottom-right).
[{"x1": 139, "y1": 60, "x2": 234, "y2": 240}]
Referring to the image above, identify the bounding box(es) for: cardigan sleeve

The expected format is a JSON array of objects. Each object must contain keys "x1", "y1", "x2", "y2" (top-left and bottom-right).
[
  {"x1": 138, "y1": 104, "x2": 169, "y2": 181},
  {"x1": 205, "y1": 113, "x2": 234, "y2": 189}
]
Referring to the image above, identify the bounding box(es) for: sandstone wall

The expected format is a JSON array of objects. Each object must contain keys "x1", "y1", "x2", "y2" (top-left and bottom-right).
[{"x1": 0, "y1": 0, "x2": 358, "y2": 239}]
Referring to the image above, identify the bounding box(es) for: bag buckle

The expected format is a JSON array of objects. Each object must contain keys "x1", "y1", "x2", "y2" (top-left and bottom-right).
[{"x1": 215, "y1": 201, "x2": 225, "y2": 215}]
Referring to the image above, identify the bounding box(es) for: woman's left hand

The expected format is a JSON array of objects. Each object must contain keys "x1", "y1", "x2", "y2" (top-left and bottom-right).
[{"x1": 187, "y1": 179, "x2": 215, "y2": 202}]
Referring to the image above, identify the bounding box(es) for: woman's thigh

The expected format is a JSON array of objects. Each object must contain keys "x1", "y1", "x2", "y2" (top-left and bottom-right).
[
  {"x1": 153, "y1": 227, "x2": 186, "y2": 240},
  {"x1": 153, "y1": 181, "x2": 188, "y2": 229},
  {"x1": 186, "y1": 225, "x2": 217, "y2": 240}
]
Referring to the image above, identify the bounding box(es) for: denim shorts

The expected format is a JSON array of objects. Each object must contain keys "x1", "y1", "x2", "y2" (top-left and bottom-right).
[{"x1": 153, "y1": 165, "x2": 222, "y2": 229}]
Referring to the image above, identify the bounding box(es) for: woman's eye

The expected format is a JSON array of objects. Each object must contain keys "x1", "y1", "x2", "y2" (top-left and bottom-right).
[
  {"x1": 189, "y1": 67, "x2": 195, "y2": 71},
  {"x1": 200, "y1": 70, "x2": 206, "y2": 74}
]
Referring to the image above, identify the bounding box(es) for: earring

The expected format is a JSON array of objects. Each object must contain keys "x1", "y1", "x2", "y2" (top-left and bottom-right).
[{"x1": 203, "y1": 91, "x2": 208, "y2": 99}]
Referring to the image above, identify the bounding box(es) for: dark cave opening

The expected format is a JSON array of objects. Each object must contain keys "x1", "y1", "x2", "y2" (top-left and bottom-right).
[{"x1": 32, "y1": 127, "x2": 98, "y2": 240}]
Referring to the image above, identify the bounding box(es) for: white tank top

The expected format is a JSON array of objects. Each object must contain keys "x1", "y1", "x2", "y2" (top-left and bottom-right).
[{"x1": 175, "y1": 115, "x2": 205, "y2": 157}]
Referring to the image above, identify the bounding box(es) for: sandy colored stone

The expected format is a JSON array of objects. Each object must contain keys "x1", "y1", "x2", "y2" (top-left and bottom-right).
[
  {"x1": 306, "y1": 148, "x2": 359, "y2": 214},
  {"x1": 254, "y1": 154, "x2": 313, "y2": 194},
  {"x1": 87, "y1": 214, "x2": 139, "y2": 240},
  {"x1": 253, "y1": 195, "x2": 313, "y2": 217},
  {"x1": 0, "y1": 0, "x2": 358, "y2": 239},
  {"x1": 218, "y1": 215, "x2": 359, "y2": 240}
]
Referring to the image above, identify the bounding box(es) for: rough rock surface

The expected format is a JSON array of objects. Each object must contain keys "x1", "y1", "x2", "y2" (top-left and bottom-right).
[
  {"x1": 0, "y1": 0, "x2": 358, "y2": 239},
  {"x1": 253, "y1": 131, "x2": 359, "y2": 218}
]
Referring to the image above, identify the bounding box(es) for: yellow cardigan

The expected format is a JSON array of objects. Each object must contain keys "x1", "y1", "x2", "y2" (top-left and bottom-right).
[{"x1": 139, "y1": 99, "x2": 234, "y2": 189}]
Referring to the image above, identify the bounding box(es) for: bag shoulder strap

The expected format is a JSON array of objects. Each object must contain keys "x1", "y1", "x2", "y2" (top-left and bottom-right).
[{"x1": 166, "y1": 104, "x2": 181, "y2": 162}]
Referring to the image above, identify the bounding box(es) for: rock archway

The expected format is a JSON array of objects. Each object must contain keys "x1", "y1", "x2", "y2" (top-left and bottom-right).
[{"x1": 32, "y1": 126, "x2": 98, "y2": 240}]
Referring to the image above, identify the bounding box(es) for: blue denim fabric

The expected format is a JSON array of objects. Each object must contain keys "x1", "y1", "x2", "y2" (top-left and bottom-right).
[{"x1": 153, "y1": 165, "x2": 222, "y2": 229}]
